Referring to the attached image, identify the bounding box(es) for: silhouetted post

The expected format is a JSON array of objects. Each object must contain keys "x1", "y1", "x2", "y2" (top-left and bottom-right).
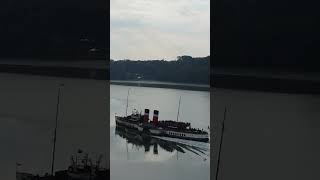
[
  {"x1": 51, "y1": 84, "x2": 64, "y2": 176},
  {"x1": 216, "y1": 107, "x2": 227, "y2": 180}
]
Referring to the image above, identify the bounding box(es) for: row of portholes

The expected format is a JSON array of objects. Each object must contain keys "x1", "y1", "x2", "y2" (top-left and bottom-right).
[{"x1": 169, "y1": 132, "x2": 186, "y2": 137}]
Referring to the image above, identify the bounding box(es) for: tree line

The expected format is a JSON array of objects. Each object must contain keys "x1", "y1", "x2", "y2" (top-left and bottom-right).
[{"x1": 110, "y1": 56, "x2": 210, "y2": 85}]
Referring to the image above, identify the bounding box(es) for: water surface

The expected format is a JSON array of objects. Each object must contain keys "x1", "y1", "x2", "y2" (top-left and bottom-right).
[{"x1": 110, "y1": 85, "x2": 210, "y2": 180}]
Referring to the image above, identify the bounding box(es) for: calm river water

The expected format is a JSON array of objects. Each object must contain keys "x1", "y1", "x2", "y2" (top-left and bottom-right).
[{"x1": 110, "y1": 85, "x2": 210, "y2": 180}]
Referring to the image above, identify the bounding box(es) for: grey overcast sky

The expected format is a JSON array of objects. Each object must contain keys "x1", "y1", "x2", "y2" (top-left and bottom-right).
[{"x1": 110, "y1": 0, "x2": 210, "y2": 60}]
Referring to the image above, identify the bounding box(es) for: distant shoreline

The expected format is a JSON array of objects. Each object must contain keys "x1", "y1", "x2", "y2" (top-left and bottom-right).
[
  {"x1": 110, "y1": 80, "x2": 210, "y2": 91},
  {"x1": 0, "y1": 63, "x2": 108, "y2": 80}
]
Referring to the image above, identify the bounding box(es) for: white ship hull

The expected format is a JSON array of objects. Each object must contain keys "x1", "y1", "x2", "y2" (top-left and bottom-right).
[{"x1": 162, "y1": 130, "x2": 209, "y2": 141}]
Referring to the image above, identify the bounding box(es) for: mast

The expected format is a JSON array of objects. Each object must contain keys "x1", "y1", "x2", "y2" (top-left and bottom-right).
[
  {"x1": 124, "y1": 88, "x2": 130, "y2": 159},
  {"x1": 51, "y1": 84, "x2": 63, "y2": 176},
  {"x1": 176, "y1": 96, "x2": 181, "y2": 161},
  {"x1": 125, "y1": 88, "x2": 130, "y2": 116},
  {"x1": 176, "y1": 96, "x2": 181, "y2": 122}
]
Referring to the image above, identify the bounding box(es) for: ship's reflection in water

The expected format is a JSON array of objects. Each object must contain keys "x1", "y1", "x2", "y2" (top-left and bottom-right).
[{"x1": 114, "y1": 125, "x2": 209, "y2": 161}]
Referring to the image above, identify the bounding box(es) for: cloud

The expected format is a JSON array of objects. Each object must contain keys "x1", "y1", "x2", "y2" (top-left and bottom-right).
[{"x1": 111, "y1": 0, "x2": 210, "y2": 60}]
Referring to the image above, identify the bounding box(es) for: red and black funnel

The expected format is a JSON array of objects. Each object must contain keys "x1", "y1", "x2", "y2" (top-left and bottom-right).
[
  {"x1": 143, "y1": 109, "x2": 149, "y2": 123},
  {"x1": 153, "y1": 110, "x2": 159, "y2": 125}
]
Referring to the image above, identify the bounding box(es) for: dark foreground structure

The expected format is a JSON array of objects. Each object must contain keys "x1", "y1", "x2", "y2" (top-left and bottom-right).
[
  {"x1": 17, "y1": 170, "x2": 109, "y2": 180},
  {"x1": 0, "y1": 62, "x2": 109, "y2": 180},
  {"x1": 212, "y1": 0, "x2": 320, "y2": 179}
]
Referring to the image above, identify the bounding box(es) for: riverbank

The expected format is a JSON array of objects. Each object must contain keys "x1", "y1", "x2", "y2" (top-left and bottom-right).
[
  {"x1": 0, "y1": 60, "x2": 108, "y2": 80},
  {"x1": 212, "y1": 68, "x2": 320, "y2": 94},
  {"x1": 110, "y1": 80, "x2": 210, "y2": 91}
]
